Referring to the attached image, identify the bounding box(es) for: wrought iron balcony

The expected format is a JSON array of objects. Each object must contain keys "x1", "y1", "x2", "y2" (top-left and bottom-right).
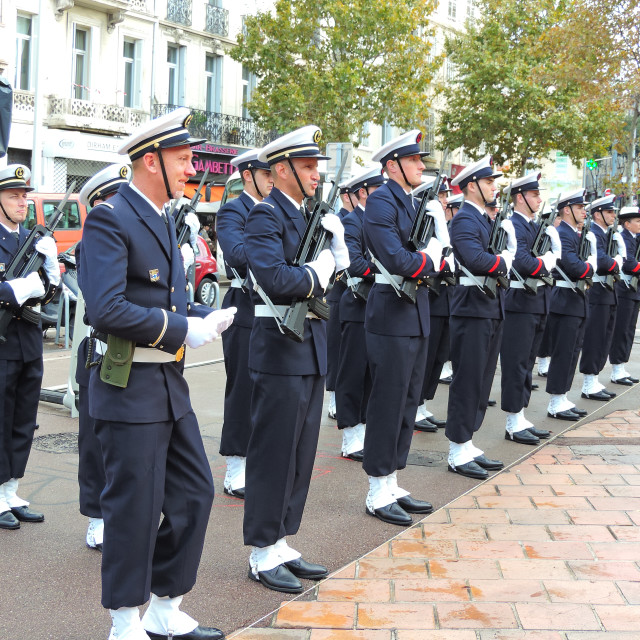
[
  {"x1": 47, "y1": 97, "x2": 149, "y2": 135},
  {"x1": 205, "y1": 5, "x2": 229, "y2": 37},
  {"x1": 154, "y1": 104, "x2": 276, "y2": 148},
  {"x1": 167, "y1": 0, "x2": 192, "y2": 27}
]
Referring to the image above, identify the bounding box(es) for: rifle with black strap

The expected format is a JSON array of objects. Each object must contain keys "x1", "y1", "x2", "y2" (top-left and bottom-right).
[
  {"x1": 280, "y1": 153, "x2": 349, "y2": 342},
  {"x1": 397, "y1": 149, "x2": 450, "y2": 303},
  {"x1": 524, "y1": 202, "x2": 557, "y2": 290},
  {"x1": 602, "y1": 207, "x2": 621, "y2": 291},
  {"x1": 0, "y1": 181, "x2": 76, "y2": 343},
  {"x1": 173, "y1": 168, "x2": 209, "y2": 248},
  {"x1": 574, "y1": 214, "x2": 593, "y2": 295},
  {"x1": 481, "y1": 183, "x2": 511, "y2": 298}
]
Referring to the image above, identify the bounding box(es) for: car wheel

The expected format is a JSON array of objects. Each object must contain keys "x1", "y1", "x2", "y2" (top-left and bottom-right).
[{"x1": 196, "y1": 276, "x2": 217, "y2": 307}]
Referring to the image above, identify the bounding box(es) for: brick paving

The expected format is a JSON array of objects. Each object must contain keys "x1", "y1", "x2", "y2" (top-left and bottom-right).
[{"x1": 231, "y1": 410, "x2": 640, "y2": 639}]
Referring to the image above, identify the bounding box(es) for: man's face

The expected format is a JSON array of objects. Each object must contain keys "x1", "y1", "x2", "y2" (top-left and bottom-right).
[
  {"x1": 519, "y1": 190, "x2": 542, "y2": 217},
  {"x1": 562, "y1": 203, "x2": 586, "y2": 229},
  {"x1": 438, "y1": 191, "x2": 448, "y2": 207},
  {"x1": 254, "y1": 168, "x2": 274, "y2": 198},
  {"x1": 283, "y1": 157, "x2": 320, "y2": 199},
  {"x1": 390, "y1": 154, "x2": 424, "y2": 188},
  {"x1": 486, "y1": 206, "x2": 499, "y2": 221},
  {"x1": 0, "y1": 189, "x2": 29, "y2": 225},
  {"x1": 161, "y1": 145, "x2": 197, "y2": 199},
  {"x1": 601, "y1": 209, "x2": 616, "y2": 227}
]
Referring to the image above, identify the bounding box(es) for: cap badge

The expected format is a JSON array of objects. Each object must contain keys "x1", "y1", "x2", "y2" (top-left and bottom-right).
[
  {"x1": 120, "y1": 166, "x2": 129, "y2": 178},
  {"x1": 313, "y1": 129, "x2": 322, "y2": 144},
  {"x1": 416, "y1": 132, "x2": 422, "y2": 143},
  {"x1": 15, "y1": 167, "x2": 24, "y2": 179},
  {"x1": 184, "y1": 114, "x2": 193, "y2": 127}
]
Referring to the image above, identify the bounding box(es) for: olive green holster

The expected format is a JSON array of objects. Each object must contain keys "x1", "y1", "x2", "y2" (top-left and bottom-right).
[{"x1": 100, "y1": 334, "x2": 135, "y2": 388}]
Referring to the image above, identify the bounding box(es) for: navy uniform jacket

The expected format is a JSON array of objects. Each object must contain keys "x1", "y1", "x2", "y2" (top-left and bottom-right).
[
  {"x1": 588, "y1": 223, "x2": 618, "y2": 305},
  {"x1": 363, "y1": 180, "x2": 436, "y2": 337},
  {"x1": 505, "y1": 212, "x2": 550, "y2": 315},
  {"x1": 616, "y1": 228, "x2": 640, "y2": 301},
  {"x1": 217, "y1": 191, "x2": 255, "y2": 328},
  {"x1": 339, "y1": 205, "x2": 376, "y2": 324},
  {"x1": 0, "y1": 225, "x2": 44, "y2": 361},
  {"x1": 244, "y1": 187, "x2": 327, "y2": 376},
  {"x1": 449, "y1": 201, "x2": 507, "y2": 319},
  {"x1": 549, "y1": 220, "x2": 594, "y2": 317},
  {"x1": 78, "y1": 184, "x2": 211, "y2": 424}
]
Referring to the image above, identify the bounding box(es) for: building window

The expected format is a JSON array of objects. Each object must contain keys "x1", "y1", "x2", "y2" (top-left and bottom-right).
[
  {"x1": 448, "y1": 0, "x2": 457, "y2": 21},
  {"x1": 359, "y1": 121, "x2": 371, "y2": 147},
  {"x1": 167, "y1": 44, "x2": 186, "y2": 106},
  {"x1": 381, "y1": 121, "x2": 393, "y2": 145},
  {"x1": 467, "y1": 0, "x2": 476, "y2": 18},
  {"x1": 73, "y1": 26, "x2": 91, "y2": 100},
  {"x1": 123, "y1": 39, "x2": 142, "y2": 109},
  {"x1": 241, "y1": 65, "x2": 256, "y2": 119},
  {"x1": 16, "y1": 14, "x2": 33, "y2": 91},
  {"x1": 205, "y1": 53, "x2": 222, "y2": 113}
]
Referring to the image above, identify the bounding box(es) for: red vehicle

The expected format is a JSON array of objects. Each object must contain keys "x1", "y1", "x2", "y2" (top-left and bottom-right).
[{"x1": 193, "y1": 235, "x2": 219, "y2": 306}]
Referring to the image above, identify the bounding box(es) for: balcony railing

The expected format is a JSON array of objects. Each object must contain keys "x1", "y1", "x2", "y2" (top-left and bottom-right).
[
  {"x1": 205, "y1": 4, "x2": 229, "y2": 37},
  {"x1": 12, "y1": 90, "x2": 35, "y2": 121},
  {"x1": 47, "y1": 98, "x2": 149, "y2": 135},
  {"x1": 154, "y1": 104, "x2": 276, "y2": 148},
  {"x1": 167, "y1": 0, "x2": 192, "y2": 26}
]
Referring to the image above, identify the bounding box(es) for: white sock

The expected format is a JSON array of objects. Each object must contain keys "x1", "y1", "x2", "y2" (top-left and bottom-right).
[
  {"x1": 448, "y1": 440, "x2": 475, "y2": 467},
  {"x1": 415, "y1": 403, "x2": 427, "y2": 421},
  {"x1": 224, "y1": 456, "x2": 246, "y2": 491},
  {"x1": 328, "y1": 391, "x2": 336, "y2": 415},
  {"x1": 141, "y1": 594, "x2": 198, "y2": 636},
  {"x1": 0, "y1": 483, "x2": 10, "y2": 513},
  {"x1": 366, "y1": 476, "x2": 395, "y2": 511}
]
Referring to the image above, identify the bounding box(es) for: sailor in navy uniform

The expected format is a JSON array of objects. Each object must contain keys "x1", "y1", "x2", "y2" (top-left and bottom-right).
[
  {"x1": 412, "y1": 177, "x2": 451, "y2": 431},
  {"x1": 445, "y1": 192, "x2": 464, "y2": 220},
  {"x1": 79, "y1": 108, "x2": 235, "y2": 640},
  {"x1": 438, "y1": 177, "x2": 452, "y2": 210},
  {"x1": 0, "y1": 165, "x2": 58, "y2": 531},
  {"x1": 609, "y1": 206, "x2": 640, "y2": 385},
  {"x1": 325, "y1": 183, "x2": 354, "y2": 420},
  {"x1": 446, "y1": 155, "x2": 514, "y2": 480},
  {"x1": 578, "y1": 195, "x2": 623, "y2": 400},
  {"x1": 545, "y1": 189, "x2": 596, "y2": 421},
  {"x1": 334, "y1": 167, "x2": 384, "y2": 461},
  {"x1": 217, "y1": 149, "x2": 273, "y2": 499},
  {"x1": 76, "y1": 164, "x2": 131, "y2": 550},
  {"x1": 362, "y1": 130, "x2": 444, "y2": 526},
  {"x1": 243, "y1": 126, "x2": 348, "y2": 594},
  {"x1": 500, "y1": 173, "x2": 558, "y2": 445}
]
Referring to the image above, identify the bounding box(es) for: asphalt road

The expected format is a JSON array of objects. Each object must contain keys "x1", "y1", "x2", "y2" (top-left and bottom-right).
[{"x1": 1, "y1": 314, "x2": 638, "y2": 640}]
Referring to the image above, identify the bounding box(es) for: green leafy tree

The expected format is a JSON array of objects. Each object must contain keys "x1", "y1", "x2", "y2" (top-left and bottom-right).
[
  {"x1": 231, "y1": 0, "x2": 441, "y2": 144},
  {"x1": 436, "y1": 0, "x2": 625, "y2": 175}
]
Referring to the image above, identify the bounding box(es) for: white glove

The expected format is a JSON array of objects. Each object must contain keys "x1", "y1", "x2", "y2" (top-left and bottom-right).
[
  {"x1": 541, "y1": 251, "x2": 557, "y2": 272},
  {"x1": 35, "y1": 236, "x2": 61, "y2": 286},
  {"x1": 614, "y1": 254, "x2": 623, "y2": 270},
  {"x1": 202, "y1": 307, "x2": 236, "y2": 339},
  {"x1": 500, "y1": 250, "x2": 514, "y2": 272},
  {"x1": 445, "y1": 253, "x2": 455, "y2": 272},
  {"x1": 181, "y1": 243, "x2": 195, "y2": 275},
  {"x1": 321, "y1": 213, "x2": 350, "y2": 270},
  {"x1": 426, "y1": 200, "x2": 450, "y2": 247},
  {"x1": 7, "y1": 272, "x2": 46, "y2": 306},
  {"x1": 587, "y1": 253, "x2": 597, "y2": 272},
  {"x1": 423, "y1": 236, "x2": 443, "y2": 272},
  {"x1": 545, "y1": 226, "x2": 562, "y2": 255},
  {"x1": 613, "y1": 231, "x2": 627, "y2": 259},
  {"x1": 305, "y1": 248, "x2": 335, "y2": 290},
  {"x1": 500, "y1": 218, "x2": 517, "y2": 254},
  {"x1": 586, "y1": 231, "x2": 597, "y2": 255},
  {"x1": 185, "y1": 316, "x2": 218, "y2": 349},
  {"x1": 185, "y1": 211, "x2": 200, "y2": 246}
]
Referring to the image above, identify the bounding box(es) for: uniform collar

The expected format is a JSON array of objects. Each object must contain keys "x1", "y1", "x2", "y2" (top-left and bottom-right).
[
  {"x1": 243, "y1": 190, "x2": 261, "y2": 206},
  {"x1": 129, "y1": 182, "x2": 165, "y2": 217},
  {"x1": 514, "y1": 210, "x2": 533, "y2": 223},
  {"x1": 281, "y1": 190, "x2": 304, "y2": 210},
  {"x1": 466, "y1": 200, "x2": 486, "y2": 217},
  {"x1": 0, "y1": 222, "x2": 20, "y2": 235}
]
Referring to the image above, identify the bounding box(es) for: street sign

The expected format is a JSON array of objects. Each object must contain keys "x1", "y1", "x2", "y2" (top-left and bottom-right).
[{"x1": 325, "y1": 143, "x2": 353, "y2": 182}]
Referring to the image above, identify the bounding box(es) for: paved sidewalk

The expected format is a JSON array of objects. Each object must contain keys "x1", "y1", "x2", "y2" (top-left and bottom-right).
[{"x1": 232, "y1": 409, "x2": 640, "y2": 639}]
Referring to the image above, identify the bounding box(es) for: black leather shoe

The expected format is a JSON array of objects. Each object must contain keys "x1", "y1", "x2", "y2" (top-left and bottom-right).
[
  {"x1": 581, "y1": 391, "x2": 614, "y2": 401},
  {"x1": 527, "y1": 427, "x2": 550, "y2": 439},
  {"x1": 10, "y1": 506, "x2": 44, "y2": 522},
  {"x1": 531, "y1": 383, "x2": 539, "y2": 390},
  {"x1": 570, "y1": 407, "x2": 587, "y2": 416},
  {"x1": 248, "y1": 564, "x2": 303, "y2": 593},
  {"x1": 0, "y1": 510, "x2": 20, "y2": 530},
  {"x1": 627, "y1": 375, "x2": 639, "y2": 383},
  {"x1": 284, "y1": 557, "x2": 329, "y2": 580},
  {"x1": 366, "y1": 502, "x2": 412, "y2": 526},
  {"x1": 548, "y1": 410, "x2": 580, "y2": 421},
  {"x1": 440, "y1": 375, "x2": 452, "y2": 384},
  {"x1": 448, "y1": 461, "x2": 488, "y2": 480},
  {"x1": 487, "y1": 399, "x2": 497, "y2": 407},
  {"x1": 505, "y1": 429, "x2": 539, "y2": 445},
  {"x1": 426, "y1": 416, "x2": 446, "y2": 428},
  {"x1": 147, "y1": 625, "x2": 225, "y2": 639},
  {"x1": 396, "y1": 495, "x2": 433, "y2": 514},
  {"x1": 612, "y1": 377, "x2": 634, "y2": 386},
  {"x1": 414, "y1": 419, "x2": 438, "y2": 433},
  {"x1": 342, "y1": 449, "x2": 364, "y2": 461},
  {"x1": 473, "y1": 454, "x2": 504, "y2": 470},
  {"x1": 223, "y1": 486, "x2": 245, "y2": 499},
  {"x1": 538, "y1": 371, "x2": 548, "y2": 377}
]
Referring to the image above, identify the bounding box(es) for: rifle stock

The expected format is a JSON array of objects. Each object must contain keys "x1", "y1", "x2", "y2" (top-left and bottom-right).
[
  {"x1": 484, "y1": 183, "x2": 511, "y2": 292},
  {"x1": 173, "y1": 168, "x2": 210, "y2": 248}
]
